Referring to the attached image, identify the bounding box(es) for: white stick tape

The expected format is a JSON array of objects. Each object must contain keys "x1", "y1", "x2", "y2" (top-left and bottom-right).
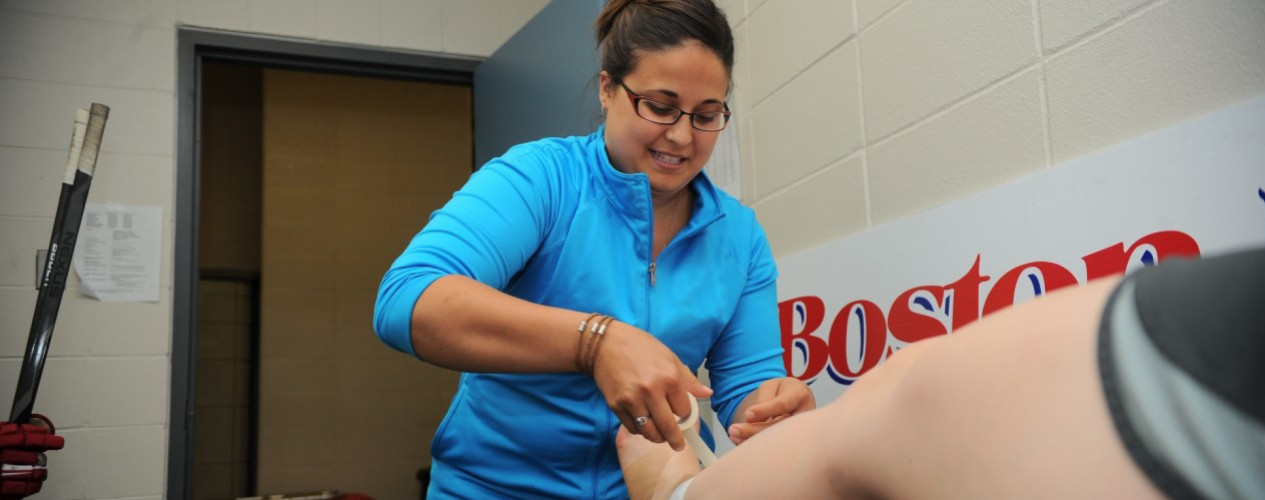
[
  {"x1": 63, "y1": 109, "x2": 89, "y2": 184},
  {"x1": 676, "y1": 394, "x2": 717, "y2": 468}
]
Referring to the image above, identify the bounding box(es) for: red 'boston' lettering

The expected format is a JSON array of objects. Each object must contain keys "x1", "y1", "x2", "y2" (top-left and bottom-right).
[
  {"x1": 828, "y1": 300, "x2": 887, "y2": 381},
  {"x1": 775, "y1": 229, "x2": 1202, "y2": 387},
  {"x1": 780, "y1": 296, "x2": 828, "y2": 381},
  {"x1": 1082, "y1": 230, "x2": 1201, "y2": 280},
  {"x1": 944, "y1": 255, "x2": 990, "y2": 331},
  {"x1": 888, "y1": 286, "x2": 947, "y2": 344},
  {"x1": 982, "y1": 261, "x2": 1079, "y2": 316}
]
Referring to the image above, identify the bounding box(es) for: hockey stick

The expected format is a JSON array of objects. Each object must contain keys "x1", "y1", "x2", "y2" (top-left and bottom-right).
[
  {"x1": 38, "y1": 109, "x2": 89, "y2": 291},
  {"x1": 9, "y1": 103, "x2": 110, "y2": 423}
]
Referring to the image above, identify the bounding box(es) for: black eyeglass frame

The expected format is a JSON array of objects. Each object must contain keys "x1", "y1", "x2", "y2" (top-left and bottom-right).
[{"x1": 618, "y1": 81, "x2": 732, "y2": 132}]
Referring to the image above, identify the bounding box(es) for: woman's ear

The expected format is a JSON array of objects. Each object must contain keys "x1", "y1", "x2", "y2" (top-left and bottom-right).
[{"x1": 598, "y1": 71, "x2": 613, "y2": 111}]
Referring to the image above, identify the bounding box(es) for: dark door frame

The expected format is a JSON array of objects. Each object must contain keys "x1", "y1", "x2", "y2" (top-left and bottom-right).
[{"x1": 173, "y1": 27, "x2": 480, "y2": 499}]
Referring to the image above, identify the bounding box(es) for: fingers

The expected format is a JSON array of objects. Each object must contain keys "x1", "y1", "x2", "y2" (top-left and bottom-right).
[
  {"x1": 743, "y1": 378, "x2": 816, "y2": 423},
  {"x1": 727, "y1": 414, "x2": 788, "y2": 445},
  {"x1": 615, "y1": 411, "x2": 641, "y2": 439},
  {"x1": 742, "y1": 379, "x2": 790, "y2": 422},
  {"x1": 744, "y1": 396, "x2": 796, "y2": 423},
  {"x1": 668, "y1": 366, "x2": 701, "y2": 424},
  {"x1": 727, "y1": 377, "x2": 817, "y2": 445},
  {"x1": 683, "y1": 368, "x2": 714, "y2": 399},
  {"x1": 591, "y1": 321, "x2": 707, "y2": 452},
  {"x1": 650, "y1": 397, "x2": 687, "y2": 451},
  {"x1": 622, "y1": 382, "x2": 691, "y2": 451}
]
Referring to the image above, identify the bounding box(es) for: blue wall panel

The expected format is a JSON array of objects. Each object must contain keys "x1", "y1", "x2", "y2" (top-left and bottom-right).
[{"x1": 474, "y1": 0, "x2": 605, "y2": 167}]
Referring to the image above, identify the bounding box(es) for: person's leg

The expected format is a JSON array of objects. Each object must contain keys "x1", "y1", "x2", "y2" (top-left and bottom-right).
[
  {"x1": 618, "y1": 274, "x2": 1165, "y2": 499},
  {"x1": 616, "y1": 393, "x2": 867, "y2": 500},
  {"x1": 848, "y1": 274, "x2": 1162, "y2": 499}
]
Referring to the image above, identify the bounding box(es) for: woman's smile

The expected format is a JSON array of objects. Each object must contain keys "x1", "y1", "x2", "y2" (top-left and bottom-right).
[{"x1": 650, "y1": 149, "x2": 688, "y2": 171}]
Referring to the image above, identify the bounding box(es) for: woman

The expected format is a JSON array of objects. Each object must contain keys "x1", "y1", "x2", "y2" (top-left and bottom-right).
[{"x1": 374, "y1": 1, "x2": 814, "y2": 497}]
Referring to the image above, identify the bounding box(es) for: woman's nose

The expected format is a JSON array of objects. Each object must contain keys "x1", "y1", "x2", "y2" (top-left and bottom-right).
[{"x1": 664, "y1": 116, "x2": 694, "y2": 146}]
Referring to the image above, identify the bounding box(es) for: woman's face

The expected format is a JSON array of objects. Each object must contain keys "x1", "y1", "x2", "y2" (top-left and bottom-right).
[{"x1": 600, "y1": 41, "x2": 730, "y2": 200}]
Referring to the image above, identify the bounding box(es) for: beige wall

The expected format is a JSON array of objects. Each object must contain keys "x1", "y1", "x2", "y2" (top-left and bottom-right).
[
  {"x1": 0, "y1": 1, "x2": 546, "y2": 498},
  {"x1": 720, "y1": 0, "x2": 1265, "y2": 257},
  {"x1": 257, "y1": 68, "x2": 469, "y2": 499},
  {"x1": 0, "y1": 0, "x2": 1262, "y2": 498}
]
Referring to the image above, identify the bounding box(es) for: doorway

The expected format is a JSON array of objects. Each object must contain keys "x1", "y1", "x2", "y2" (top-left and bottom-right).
[{"x1": 177, "y1": 29, "x2": 479, "y2": 500}]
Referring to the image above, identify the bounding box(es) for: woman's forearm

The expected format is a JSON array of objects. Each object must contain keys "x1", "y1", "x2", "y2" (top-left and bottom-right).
[{"x1": 410, "y1": 274, "x2": 591, "y2": 373}]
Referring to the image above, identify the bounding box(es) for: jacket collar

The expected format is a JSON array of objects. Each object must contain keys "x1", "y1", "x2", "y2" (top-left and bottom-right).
[{"x1": 587, "y1": 126, "x2": 726, "y2": 234}]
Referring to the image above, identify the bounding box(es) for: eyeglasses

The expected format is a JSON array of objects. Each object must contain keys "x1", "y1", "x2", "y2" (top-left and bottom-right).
[{"x1": 619, "y1": 81, "x2": 731, "y2": 132}]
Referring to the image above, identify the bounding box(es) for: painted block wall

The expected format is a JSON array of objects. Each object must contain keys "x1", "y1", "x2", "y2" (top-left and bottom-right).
[
  {"x1": 722, "y1": 0, "x2": 1265, "y2": 257},
  {"x1": 0, "y1": 1, "x2": 546, "y2": 498},
  {"x1": 0, "y1": 0, "x2": 1262, "y2": 498}
]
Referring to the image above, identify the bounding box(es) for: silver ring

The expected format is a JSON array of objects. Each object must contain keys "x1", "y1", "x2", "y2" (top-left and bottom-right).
[{"x1": 634, "y1": 416, "x2": 650, "y2": 427}]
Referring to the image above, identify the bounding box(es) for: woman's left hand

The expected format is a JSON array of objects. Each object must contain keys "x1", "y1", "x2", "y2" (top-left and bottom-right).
[{"x1": 726, "y1": 377, "x2": 815, "y2": 445}]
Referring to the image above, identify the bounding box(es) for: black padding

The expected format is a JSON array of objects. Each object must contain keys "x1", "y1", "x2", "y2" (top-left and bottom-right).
[
  {"x1": 1132, "y1": 247, "x2": 1265, "y2": 423},
  {"x1": 1099, "y1": 279, "x2": 1203, "y2": 500}
]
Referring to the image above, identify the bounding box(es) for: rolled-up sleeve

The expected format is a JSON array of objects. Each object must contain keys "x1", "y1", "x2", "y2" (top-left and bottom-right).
[
  {"x1": 373, "y1": 144, "x2": 563, "y2": 357},
  {"x1": 704, "y1": 220, "x2": 786, "y2": 429}
]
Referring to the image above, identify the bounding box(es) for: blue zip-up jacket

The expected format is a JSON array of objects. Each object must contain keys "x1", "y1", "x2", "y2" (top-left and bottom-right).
[{"x1": 374, "y1": 128, "x2": 786, "y2": 499}]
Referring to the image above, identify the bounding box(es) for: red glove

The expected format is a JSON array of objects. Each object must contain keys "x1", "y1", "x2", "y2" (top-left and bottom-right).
[{"x1": 1, "y1": 415, "x2": 64, "y2": 499}]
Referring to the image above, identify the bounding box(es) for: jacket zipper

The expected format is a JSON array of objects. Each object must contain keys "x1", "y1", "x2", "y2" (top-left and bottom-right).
[{"x1": 648, "y1": 184, "x2": 658, "y2": 287}]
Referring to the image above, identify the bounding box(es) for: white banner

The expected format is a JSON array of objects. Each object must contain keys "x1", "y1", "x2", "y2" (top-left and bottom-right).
[{"x1": 774, "y1": 96, "x2": 1265, "y2": 408}]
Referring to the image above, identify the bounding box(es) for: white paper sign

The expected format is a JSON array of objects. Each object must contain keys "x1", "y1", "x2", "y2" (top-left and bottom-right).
[{"x1": 73, "y1": 204, "x2": 163, "y2": 302}]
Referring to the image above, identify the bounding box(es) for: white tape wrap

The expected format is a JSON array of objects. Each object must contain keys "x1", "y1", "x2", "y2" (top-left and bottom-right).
[
  {"x1": 76, "y1": 103, "x2": 109, "y2": 177},
  {"x1": 677, "y1": 394, "x2": 717, "y2": 468},
  {"x1": 63, "y1": 109, "x2": 89, "y2": 184}
]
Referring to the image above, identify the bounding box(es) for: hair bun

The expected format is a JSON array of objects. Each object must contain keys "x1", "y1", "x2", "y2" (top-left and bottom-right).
[
  {"x1": 594, "y1": 0, "x2": 734, "y2": 87},
  {"x1": 595, "y1": 0, "x2": 638, "y2": 43}
]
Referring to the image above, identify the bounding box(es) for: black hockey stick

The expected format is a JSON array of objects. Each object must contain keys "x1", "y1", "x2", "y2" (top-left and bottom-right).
[
  {"x1": 38, "y1": 109, "x2": 89, "y2": 291},
  {"x1": 9, "y1": 103, "x2": 110, "y2": 423}
]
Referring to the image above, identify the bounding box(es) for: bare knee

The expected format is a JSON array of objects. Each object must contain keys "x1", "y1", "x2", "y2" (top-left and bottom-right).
[
  {"x1": 825, "y1": 336, "x2": 945, "y2": 420},
  {"x1": 816, "y1": 337, "x2": 947, "y2": 498}
]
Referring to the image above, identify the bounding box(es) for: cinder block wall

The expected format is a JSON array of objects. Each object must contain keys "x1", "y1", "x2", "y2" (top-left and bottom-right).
[
  {"x1": 0, "y1": 0, "x2": 1262, "y2": 498},
  {"x1": 720, "y1": 0, "x2": 1265, "y2": 257},
  {"x1": 0, "y1": 1, "x2": 547, "y2": 499}
]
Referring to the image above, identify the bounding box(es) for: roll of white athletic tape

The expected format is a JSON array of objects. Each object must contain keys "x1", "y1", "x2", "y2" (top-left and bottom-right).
[{"x1": 676, "y1": 394, "x2": 717, "y2": 468}]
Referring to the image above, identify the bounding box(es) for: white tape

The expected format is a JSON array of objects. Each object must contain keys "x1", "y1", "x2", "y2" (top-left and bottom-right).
[{"x1": 676, "y1": 394, "x2": 717, "y2": 468}]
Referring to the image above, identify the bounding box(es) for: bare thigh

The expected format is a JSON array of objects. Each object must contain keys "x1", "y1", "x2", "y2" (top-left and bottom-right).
[{"x1": 831, "y1": 276, "x2": 1164, "y2": 500}]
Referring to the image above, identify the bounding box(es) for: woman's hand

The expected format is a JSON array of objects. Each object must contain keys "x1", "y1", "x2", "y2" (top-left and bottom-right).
[
  {"x1": 591, "y1": 321, "x2": 712, "y2": 452},
  {"x1": 727, "y1": 377, "x2": 815, "y2": 445}
]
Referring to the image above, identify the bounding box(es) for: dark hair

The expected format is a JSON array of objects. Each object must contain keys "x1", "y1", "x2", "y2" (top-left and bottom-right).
[{"x1": 594, "y1": 0, "x2": 735, "y2": 88}]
